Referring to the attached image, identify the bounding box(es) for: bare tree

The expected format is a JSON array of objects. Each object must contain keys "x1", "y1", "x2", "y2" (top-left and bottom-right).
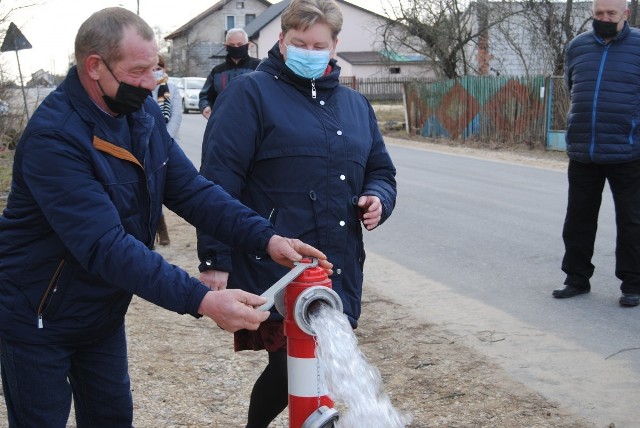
[
  {"x1": 630, "y1": 0, "x2": 638, "y2": 27},
  {"x1": 380, "y1": 0, "x2": 596, "y2": 78},
  {"x1": 379, "y1": 0, "x2": 523, "y2": 78},
  {"x1": 521, "y1": 0, "x2": 591, "y2": 75}
]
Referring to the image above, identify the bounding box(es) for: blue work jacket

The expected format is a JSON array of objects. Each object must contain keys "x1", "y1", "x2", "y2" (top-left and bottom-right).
[
  {"x1": 0, "y1": 66, "x2": 274, "y2": 344},
  {"x1": 565, "y1": 22, "x2": 640, "y2": 163},
  {"x1": 198, "y1": 44, "x2": 397, "y2": 326}
]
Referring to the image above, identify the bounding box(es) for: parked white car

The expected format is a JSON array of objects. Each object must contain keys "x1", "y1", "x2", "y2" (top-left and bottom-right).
[
  {"x1": 178, "y1": 77, "x2": 206, "y2": 113},
  {"x1": 0, "y1": 99, "x2": 8, "y2": 116}
]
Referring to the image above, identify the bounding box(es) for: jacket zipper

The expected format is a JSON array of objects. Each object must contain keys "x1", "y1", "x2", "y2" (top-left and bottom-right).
[
  {"x1": 311, "y1": 79, "x2": 317, "y2": 99},
  {"x1": 36, "y1": 259, "x2": 66, "y2": 329},
  {"x1": 591, "y1": 44, "x2": 610, "y2": 161}
]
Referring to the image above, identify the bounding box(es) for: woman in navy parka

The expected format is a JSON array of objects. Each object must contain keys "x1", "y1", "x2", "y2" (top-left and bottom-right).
[{"x1": 196, "y1": 0, "x2": 397, "y2": 425}]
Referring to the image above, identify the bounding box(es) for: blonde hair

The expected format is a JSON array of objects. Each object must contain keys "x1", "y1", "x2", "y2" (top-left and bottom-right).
[
  {"x1": 75, "y1": 7, "x2": 155, "y2": 67},
  {"x1": 281, "y1": 0, "x2": 343, "y2": 40}
]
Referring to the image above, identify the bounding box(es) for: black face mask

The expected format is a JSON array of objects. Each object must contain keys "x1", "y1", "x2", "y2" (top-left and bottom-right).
[
  {"x1": 592, "y1": 18, "x2": 621, "y2": 39},
  {"x1": 226, "y1": 44, "x2": 249, "y2": 60},
  {"x1": 99, "y1": 60, "x2": 151, "y2": 114}
]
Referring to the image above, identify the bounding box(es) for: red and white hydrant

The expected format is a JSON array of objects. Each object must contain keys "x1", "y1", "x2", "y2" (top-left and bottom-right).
[{"x1": 260, "y1": 258, "x2": 342, "y2": 428}]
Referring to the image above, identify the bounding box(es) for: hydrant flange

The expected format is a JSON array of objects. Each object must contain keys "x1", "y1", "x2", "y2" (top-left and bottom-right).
[
  {"x1": 301, "y1": 405, "x2": 339, "y2": 428},
  {"x1": 293, "y1": 286, "x2": 343, "y2": 336}
]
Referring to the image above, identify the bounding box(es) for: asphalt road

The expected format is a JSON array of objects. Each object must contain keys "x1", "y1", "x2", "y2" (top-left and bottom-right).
[{"x1": 176, "y1": 113, "x2": 639, "y2": 427}]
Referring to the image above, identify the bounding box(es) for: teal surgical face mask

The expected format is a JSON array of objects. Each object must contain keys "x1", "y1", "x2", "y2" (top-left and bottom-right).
[{"x1": 285, "y1": 44, "x2": 331, "y2": 79}]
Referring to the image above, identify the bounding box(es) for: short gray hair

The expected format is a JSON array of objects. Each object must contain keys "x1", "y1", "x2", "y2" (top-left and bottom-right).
[
  {"x1": 75, "y1": 7, "x2": 155, "y2": 67},
  {"x1": 225, "y1": 28, "x2": 249, "y2": 44}
]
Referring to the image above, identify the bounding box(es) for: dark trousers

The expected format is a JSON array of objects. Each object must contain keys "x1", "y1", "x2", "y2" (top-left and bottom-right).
[
  {"x1": 562, "y1": 159, "x2": 640, "y2": 293},
  {"x1": 0, "y1": 324, "x2": 133, "y2": 428}
]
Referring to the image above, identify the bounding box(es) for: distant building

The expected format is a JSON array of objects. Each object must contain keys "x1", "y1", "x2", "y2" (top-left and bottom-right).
[
  {"x1": 164, "y1": 0, "x2": 271, "y2": 77},
  {"x1": 466, "y1": 0, "x2": 593, "y2": 76},
  {"x1": 245, "y1": 0, "x2": 432, "y2": 78},
  {"x1": 337, "y1": 51, "x2": 434, "y2": 79},
  {"x1": 166, "y1": 0, "x2": 433, "y2": 79},
  {"x1": 28, "y1": 69, "x2": 55, "y2": 87}
]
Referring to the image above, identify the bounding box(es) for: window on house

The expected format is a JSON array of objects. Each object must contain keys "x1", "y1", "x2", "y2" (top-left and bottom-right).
[
  {"x1": 246, "y1": 14, "x2": 256, "y2": 25},
  {"x1": 226, "y1": 15, "x2": 235, "y2": 30},
  {"x1": 389, "y1": 67, "x2": 401, "y2": 74},
  {"x1": 237, "y1": 1, "x2": 244, "y2": 8}
]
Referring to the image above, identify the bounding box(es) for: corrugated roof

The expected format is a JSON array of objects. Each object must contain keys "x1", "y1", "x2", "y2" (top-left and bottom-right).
[
  {"x1": 208, "y1": 43, "x2": 228, "y2": 58},
  {"x1": 337, "y1": 51, "x2": 427, "y2": 65}
]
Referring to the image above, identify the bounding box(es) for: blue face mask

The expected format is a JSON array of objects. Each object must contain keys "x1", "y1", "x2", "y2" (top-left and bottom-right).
[{"x1": 285, "y1": 44, "x2": 331, "y2": 79}]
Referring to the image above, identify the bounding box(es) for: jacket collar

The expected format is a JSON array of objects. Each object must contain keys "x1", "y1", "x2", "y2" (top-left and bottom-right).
[
  {"x1": 592, "y1": 20, "x2": 631, "y2": 44},
  {"x1": 63, "y1": 66, "x2": 155, "y2": 149},
  {"x1": 258, "y1": 42, "x2": 340, "y2": 92},
  {"x1": 225, "y1": 54, "x2": 255, "y2": 67}
]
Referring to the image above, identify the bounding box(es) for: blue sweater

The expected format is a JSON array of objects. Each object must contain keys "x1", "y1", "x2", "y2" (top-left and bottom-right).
[
  {"x1": 0, "y1": 66, "x2": 275, "y2": 344},
  {"x1": 565, "y1": 22, "x2": 640, "y2": 163}
]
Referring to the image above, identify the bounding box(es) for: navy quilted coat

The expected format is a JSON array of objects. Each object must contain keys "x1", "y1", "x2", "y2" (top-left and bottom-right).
[{"x1": 565, "y1": 22, "x2": 640, "y2": 163}]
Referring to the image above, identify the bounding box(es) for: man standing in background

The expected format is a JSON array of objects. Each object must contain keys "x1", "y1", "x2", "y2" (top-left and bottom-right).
[
  {"x1": 554, "y1": 0, "x2": 640, "y2": 307},
  {"x1": 199, "y1": 28, "x2": 261, "y2": 119}
]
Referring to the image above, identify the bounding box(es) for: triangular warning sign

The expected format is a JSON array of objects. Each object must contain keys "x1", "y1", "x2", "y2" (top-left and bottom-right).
[{"x1": 1, "y1": 22, "x2": 32, "y2": 52}]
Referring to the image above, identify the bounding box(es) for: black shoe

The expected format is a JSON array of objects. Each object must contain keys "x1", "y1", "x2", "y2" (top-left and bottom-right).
[
  {"x1": 552, "y1": 285, "x2": 590, "y2": 298},
  {"x1": 619, "y1": 293, "x2": 640, "y2": 307}
]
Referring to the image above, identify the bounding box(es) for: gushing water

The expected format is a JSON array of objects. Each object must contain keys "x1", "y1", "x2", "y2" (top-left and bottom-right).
[{"x1": 309, "y1": 303, "x2": 412, "y2": 428}]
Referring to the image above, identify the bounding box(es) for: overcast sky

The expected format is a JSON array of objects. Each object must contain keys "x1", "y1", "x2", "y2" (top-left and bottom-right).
[{"x1": 1, "y1": 0, "x2": 387, "y2": 82}]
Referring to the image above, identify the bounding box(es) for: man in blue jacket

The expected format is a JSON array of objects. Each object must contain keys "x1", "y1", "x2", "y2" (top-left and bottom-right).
[
  {"x1": 553, "y1": 0, "x2": 640, "y2": 307},
  {"x1": 0, "y1": 7, "x2": 330, "y2": 427}
]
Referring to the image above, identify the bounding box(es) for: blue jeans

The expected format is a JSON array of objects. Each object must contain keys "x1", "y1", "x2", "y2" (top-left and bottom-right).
[{"x1": 0, "y1": 324, "x2": 133, "y2": 427}]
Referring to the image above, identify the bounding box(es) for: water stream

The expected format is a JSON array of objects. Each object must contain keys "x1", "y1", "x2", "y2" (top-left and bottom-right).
[{"x1": 309, "y1": 303, "x2": 412, "y2": 428}]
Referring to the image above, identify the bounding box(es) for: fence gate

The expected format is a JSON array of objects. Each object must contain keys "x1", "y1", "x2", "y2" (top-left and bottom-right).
[{"x1": 545, "y1": 76, "x2": 569, "y2": 151}]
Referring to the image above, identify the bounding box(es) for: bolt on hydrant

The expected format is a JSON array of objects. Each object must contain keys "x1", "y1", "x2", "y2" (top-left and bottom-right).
[{"x1": 259, "y1": 258, "x2": 342, "y2": 428}]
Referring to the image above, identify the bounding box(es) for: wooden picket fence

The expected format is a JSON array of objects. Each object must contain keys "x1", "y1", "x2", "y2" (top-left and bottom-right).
[{"x1": 340, "y1": 76, "x2": 432, "y2": 101}]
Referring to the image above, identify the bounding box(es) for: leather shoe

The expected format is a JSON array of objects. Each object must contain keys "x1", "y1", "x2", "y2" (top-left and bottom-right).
[
  {"x1": 619, "y1": 293, "x2": 640, "y2": 307},
  {"x1": 552, "y1": 285, "x2": 590, "y2": 298}
]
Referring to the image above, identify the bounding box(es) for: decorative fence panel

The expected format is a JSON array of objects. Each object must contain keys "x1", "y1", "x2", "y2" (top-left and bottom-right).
[{"x1": 404, "y1": 76, "x2": 562, "y2": 147}]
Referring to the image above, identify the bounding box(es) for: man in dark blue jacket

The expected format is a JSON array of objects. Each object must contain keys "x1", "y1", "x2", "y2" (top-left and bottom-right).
[
  {"x1": 553, "y1": 0, "x2": 640, "y2": 307},
  {"x1": 198, "y1": 28, "x2": 261, "y2": 120},
  {"x1": 0, "y1": 8, "x2": 330, "y2": 427}
]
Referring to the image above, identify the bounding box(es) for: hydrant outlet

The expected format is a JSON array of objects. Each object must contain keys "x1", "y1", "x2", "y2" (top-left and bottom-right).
[
  {"x1": 293, "y1": 286, "x2": 343, "y2": 336},
  {"x1": 301, "y1": 405, "x2": 339, "y2": 428}
]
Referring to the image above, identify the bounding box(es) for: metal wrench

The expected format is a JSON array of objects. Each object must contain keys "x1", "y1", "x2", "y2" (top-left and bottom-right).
[{"x1": 258, "y1": 258, "x2": 318, "y2": 312}]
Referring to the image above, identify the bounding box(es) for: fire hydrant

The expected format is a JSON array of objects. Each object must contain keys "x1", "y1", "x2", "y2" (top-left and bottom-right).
[{"x1": 259, "y1": 258, "x2": 342, "y2": 428}]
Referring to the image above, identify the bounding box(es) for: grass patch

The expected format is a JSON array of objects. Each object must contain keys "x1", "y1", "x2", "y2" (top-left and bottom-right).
[
  {"x1": 0, "y1": 149, "x2": 13, "y2": 211},
  {"x1": 371, "y1": 102, "x2": 405, "y2": 123}
]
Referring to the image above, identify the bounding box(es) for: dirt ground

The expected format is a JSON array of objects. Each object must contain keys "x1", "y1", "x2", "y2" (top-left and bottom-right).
[
  {"x1": 123, "y1": 140, "x2": 593, "y2": 428},
  {"x1": 0, "y1": 139, "x2": 593, "y2": 428}
]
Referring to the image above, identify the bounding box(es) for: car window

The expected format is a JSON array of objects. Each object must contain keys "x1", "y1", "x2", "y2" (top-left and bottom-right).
[{"x1": 186, "y1": 78, "x2": 206, "y2": 90}]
